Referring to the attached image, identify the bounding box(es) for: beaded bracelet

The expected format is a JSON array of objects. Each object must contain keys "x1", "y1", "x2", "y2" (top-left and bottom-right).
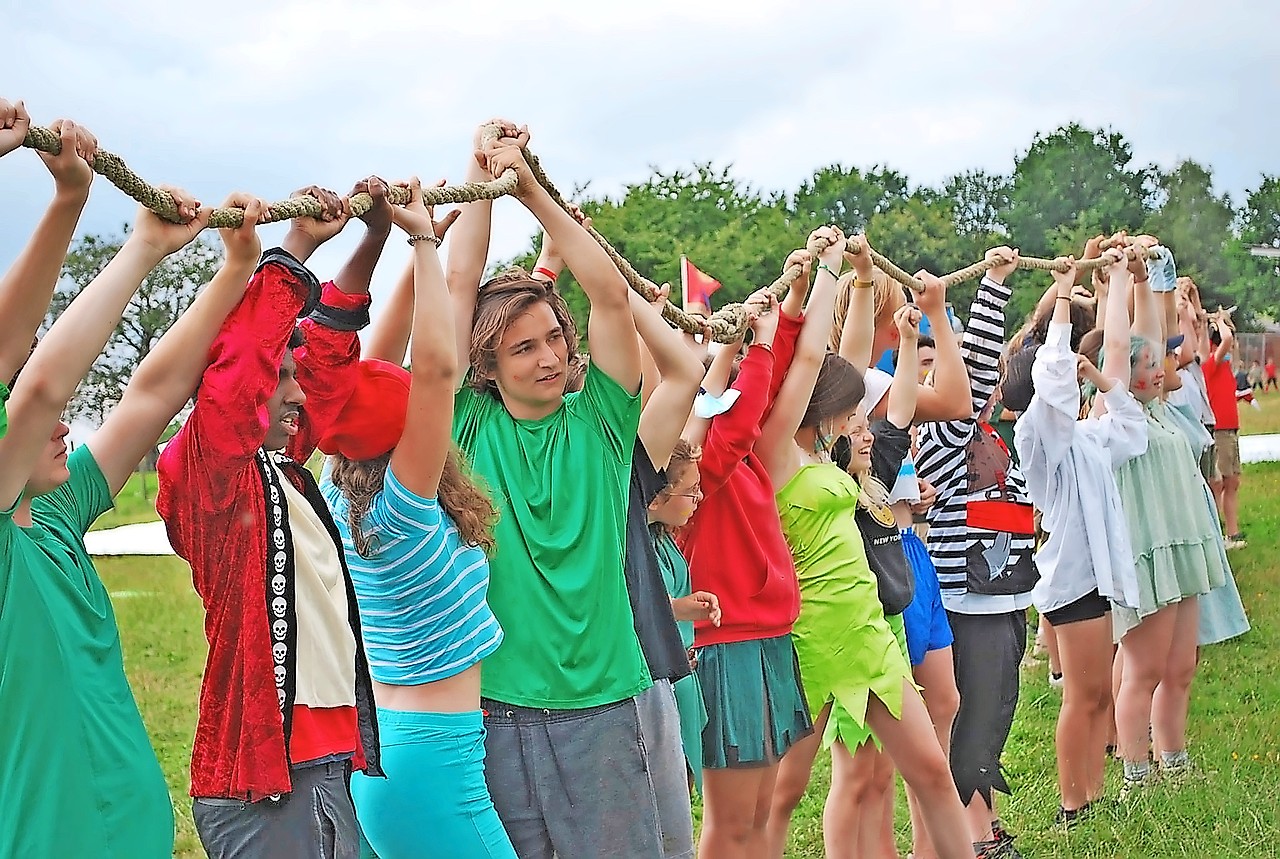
[{"x1": 407, "y1": 233, "x2": 442, "y2": 247}]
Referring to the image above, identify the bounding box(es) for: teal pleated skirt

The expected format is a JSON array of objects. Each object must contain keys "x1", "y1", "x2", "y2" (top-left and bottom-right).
[{"x1": 696, "y1": 634, "x2": 814, "y2": 769}]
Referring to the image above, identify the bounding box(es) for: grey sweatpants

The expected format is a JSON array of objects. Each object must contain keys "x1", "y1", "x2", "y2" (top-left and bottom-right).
[
  {"x1": 193, "y1": 758, "x2": 359, "y2": 859},
  {"x1": 482, "y1": 696, "x2": 663, "y2": 859},
  {"x1": 635, "y1": 679, "x2": 696, "y2": 859}
]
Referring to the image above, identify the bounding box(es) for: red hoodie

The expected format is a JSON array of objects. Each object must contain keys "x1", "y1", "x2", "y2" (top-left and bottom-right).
[{"x1": 679, "y1": 313, "x2": 802, "y2": 647}]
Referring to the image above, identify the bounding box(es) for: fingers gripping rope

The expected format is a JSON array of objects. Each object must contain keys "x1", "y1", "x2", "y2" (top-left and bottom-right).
[{"x1": 21, "y1": 120, "x2": 1160, "y2": 344}]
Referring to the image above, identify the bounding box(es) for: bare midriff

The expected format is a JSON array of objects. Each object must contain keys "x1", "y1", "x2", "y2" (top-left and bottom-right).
[{"x1": 372, "y1": 662, "x2": 482, "y2": 713}]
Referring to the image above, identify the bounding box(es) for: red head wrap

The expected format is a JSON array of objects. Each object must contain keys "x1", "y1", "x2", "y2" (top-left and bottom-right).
[{"x1": 318, "y1": 359, "x2": 410, "y2": 461}]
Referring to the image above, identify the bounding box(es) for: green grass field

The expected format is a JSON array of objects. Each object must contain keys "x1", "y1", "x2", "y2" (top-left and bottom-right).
[{"x1": 102, "y1": 458, "x2": 1280, "y2": 857}]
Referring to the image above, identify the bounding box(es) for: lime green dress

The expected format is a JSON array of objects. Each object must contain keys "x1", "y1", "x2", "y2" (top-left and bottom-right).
[{"x1": 776, "y1": 463, "x2": 912, "y2": 749}]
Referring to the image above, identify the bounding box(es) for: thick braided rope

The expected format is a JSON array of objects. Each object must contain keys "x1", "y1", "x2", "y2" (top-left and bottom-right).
[
  {"x1": 22, "y1": 125, "x2": 518, "y2": 228},
  {"x1": 23, "y1": 120, "x2": 1163, "y2": 343}
]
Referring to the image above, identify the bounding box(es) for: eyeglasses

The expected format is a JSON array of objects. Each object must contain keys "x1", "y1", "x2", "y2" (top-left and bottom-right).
[{"x1": 666, "y1": 486, "x2": 702, "y2": 499}]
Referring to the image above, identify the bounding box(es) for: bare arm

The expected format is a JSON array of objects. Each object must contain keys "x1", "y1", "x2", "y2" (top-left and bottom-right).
[
  {"x1": 836, "y1": 236, "x2": 876, "y2": 370},
  {"x1": 886, "y1": 306, "x2": 922, "y2": 428},
  {"x1": 389, "y1": 179, "x2": 460, "y2": 498},
  {"x1": 0, "y1": 118, "x2": 96, "y2": 384},
  {"x1": 91, "y1": 196, "x2": 265, "y2": 494},
  {"x1": 485, "y1": 136, "x2": 640, "y2": 393},
  {"x1": 758, "y1": 228, "x2": 845, "y2": 484},
  {"x1": 634, "y1": 286, "x2": 704, "y2": 469},
  {"x1": 0, "y1": 193, "x2": 207, "y2": 507},
  {"x1": 912, "y1": 271, "x2": 972, "y2": 422}
]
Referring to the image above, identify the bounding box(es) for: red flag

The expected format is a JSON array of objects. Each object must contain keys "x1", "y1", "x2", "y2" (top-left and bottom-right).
[{"x1": 681, "y1": 256, "x2": 722, "y2": 309}]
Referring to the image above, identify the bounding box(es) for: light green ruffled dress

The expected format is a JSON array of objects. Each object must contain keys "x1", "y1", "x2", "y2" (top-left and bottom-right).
[
  {"x1": 1112, "y1": 401, "x2": 1229, "y2": 637},
  {"x1": 776, "y1": 464, "x2": 912, "y2": 749}
]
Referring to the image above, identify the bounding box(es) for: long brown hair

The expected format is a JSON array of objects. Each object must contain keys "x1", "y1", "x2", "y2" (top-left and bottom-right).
[
  {"x1": 470, "y1": 267, "x2": 580, "y2": 398},
  {"x1": 801, "y1": 353, "x2": 866, "y2": 429},
  {"x1": 328, "y1": 448, "x2": 498, "y2": 558}
]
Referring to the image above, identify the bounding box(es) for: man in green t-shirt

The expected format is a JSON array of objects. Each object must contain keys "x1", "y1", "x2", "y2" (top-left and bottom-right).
[
  {"x1": 445, "y1": 125, "x2": 662, "y2": 856},
  {"x1": 0, "y1": 178, "x2": 269, "y2": 857}
]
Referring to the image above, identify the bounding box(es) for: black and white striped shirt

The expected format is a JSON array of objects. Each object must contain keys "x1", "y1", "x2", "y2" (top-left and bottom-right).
[{"x1": 916, "y1": 275, "x2": 1037, "y2": 615}]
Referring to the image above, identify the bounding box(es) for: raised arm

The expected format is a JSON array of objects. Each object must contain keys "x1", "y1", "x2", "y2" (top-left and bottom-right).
[
  {"x1": 90, "y1": 194, "x2": 266, "y2": 495},
  {"x1": 387, "y1": 178, "x2": 460, "y2": 498},
  {"x1": 1127, "y1": 247, "x2": 1162, "y2": 346},
  {"x1": 0, "y1": 190, "x2": 208, "y2": 509},
  {"x1": 362, "y1": 180, "x2": 461, "y2": 367},
  {"x1": 836, "y1": 236, "x2": 876, "y2": 371},
  {"x1": 697, "y1": 294, "x2": 777, "y2": 492},
  {"x1": 1098, "y1": 249, "x2": 1132, "y2": 390},
  {"x1": 886, "y1": 305, "x2": 922, "y2": 429},
  {"x1": 448, "y1": 120, "x2": 518, "y2": 384},
  {"x1": 959, "y1": 246, "x2": 1020, "y2": 417},
  {"x1": 157, "y1": 189, "x2": 347, "y2": 505},
  {"x1": 0, "y1": 117, "x2": 96, "y2": 384},
  {"x1": 484, "y1": 134, "x2": 640, "y2": 394},
  {"x1": 634, "y1": 283, "x2": 705, "y2": 469},
  {"x1": 290, "y1": 179, "x2": 392, "y2": 462},
  {"x1": 758, "y1": 226, "x2": 845, "y2": 483},
  {"x1": 912, "y1": 268, "x2": 972, "y2": 421}
]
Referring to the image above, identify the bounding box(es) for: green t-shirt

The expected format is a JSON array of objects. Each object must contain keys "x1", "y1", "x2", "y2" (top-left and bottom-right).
[
  {"x1": 453, "y1": 363, "x2": 648, "y2": 708},
  {"x1": 0, "y1": 380, "x2": 8, "y2": 439},
  {"x1": 0, "y1": 446, "x2": 174, "y2": 858}
]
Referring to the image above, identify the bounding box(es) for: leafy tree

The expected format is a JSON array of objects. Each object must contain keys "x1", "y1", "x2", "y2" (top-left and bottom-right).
[
  {"x1": 790, "y1": 165, "x2": 908, "y2": 231},
  {"x1": 47, "y1": 226, "x2": 223, "y2": 423},
  {"x1": 1006, "y1": 123, "x2": 1150, "y2": 258},
  {"x1": 1227, "y1": 175, "x2": 1280, "y2": 321},
  {"x1": 1142, "y1": 160, "x2": 1235, "y2": 310}
]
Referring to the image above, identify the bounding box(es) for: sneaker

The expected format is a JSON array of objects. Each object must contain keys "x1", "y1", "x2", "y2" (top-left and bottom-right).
[
  {"x1": 974, "y1": 836, "x2": 1024, "y2": 859},
  {"x1": 1118, "y1": 773, "x2": 1154, "y2": 801},
  {"x1": 1049, "y1": 671, "x2": 1064, "y2": 690},
  {"x1": 1225, "y1": 533, "x2": 1248, "y2": 551},
  {"x1": 1055, "y1": 802, "x2": 1092, "y2": 828}
]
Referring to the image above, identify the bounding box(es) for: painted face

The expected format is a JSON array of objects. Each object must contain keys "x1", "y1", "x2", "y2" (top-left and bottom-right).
[
  {"x1": 842, "y1": 405, "x2": 875, "y2": 474},
  {"x1": 648, "y1": 462, "x2": 703, "y2": 529},
  {"x1": 1130, "y1": 344, "x2": 1164, "y2": 403},
  {"x1": 26, "y1": 419, "x2": 72, "y2": 497},
  {"x1": 490, "y1": 302, "x2": 569, "y2": 420},
  {"x1": 917, "y1": 345, "x2": 937, "y2": 384},
  {"x1": 263, "y1": 351, "x2": 306, "y2": 451}
]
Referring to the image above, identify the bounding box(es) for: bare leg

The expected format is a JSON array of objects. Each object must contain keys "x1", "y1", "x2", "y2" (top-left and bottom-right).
[
  {"x1": 1115, "y1": 605, "x2": 1179, "y2": 771},
  {"x1": 1053, "y1": 614, "x2": 1114, "y2": 811},
  {"x1": 905, "y1": 647, "x2": 959, "y2": 859},
  {"x1": 1222, "y1": 474, "x2": 1241, "y2": 536},
  {"x1": 825, "y1": 738, "x2": 876, "y2": 858},
  {"x1": 1152, "y1": 597, "x2": 1201, "y2": 761},
  {"x1": 1042, "y1": 615, "x2": 1062, "y2": 681},
  {"x1": 764, "y1": 705, "x2": 828, "y2": 859},
  {"x1": 701, "y1": 762, "x2": 784, "y2": 859},
  {"x1": 868, "y1": 683, "x2": 974, "y2": 859}
]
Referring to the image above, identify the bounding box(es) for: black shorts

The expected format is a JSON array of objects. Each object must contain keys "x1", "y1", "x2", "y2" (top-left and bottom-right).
[{"x1": 1043, "y1": 589, "x2": 1111, "y2": 626}]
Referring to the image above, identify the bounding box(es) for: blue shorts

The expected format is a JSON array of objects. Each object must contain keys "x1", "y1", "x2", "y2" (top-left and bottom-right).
[
  {"x1": 351, "y1": 708, "x2": 515, "y2": 859},
  {"x1": 900, "y1": 529, "x2": 954, "y2": 666}
]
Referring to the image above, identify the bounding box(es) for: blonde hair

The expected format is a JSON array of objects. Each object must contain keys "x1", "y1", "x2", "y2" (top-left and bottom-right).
[
  {"x1": 830, "y1": 268, "x2": 904, "y2": 353},
  {"x1": 328, "y1": 449, "x2": 498, "y2": 557}
]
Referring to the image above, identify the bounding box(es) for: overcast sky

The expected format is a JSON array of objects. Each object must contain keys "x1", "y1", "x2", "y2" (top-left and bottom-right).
[{"x1": 3, "y1": 0, "x2": 1278, "y2": 309}]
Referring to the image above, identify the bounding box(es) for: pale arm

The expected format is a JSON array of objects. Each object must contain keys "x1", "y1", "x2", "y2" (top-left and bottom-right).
[
  {"x1": 634, "y1": 288, "x2": 704, "y2": 469},
  {"x1": 0, "y1": 119, "x2": 95, "y2": 384},
  {"x1": 0, "y1": 194, "x2": 206, "y2": 506},
  {"x1": 390, "y1": 181, "x2": 459, "y2": 498}
]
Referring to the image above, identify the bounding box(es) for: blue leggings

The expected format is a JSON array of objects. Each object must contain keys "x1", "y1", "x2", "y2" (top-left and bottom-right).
[{"x1": 352, "y1": 708, "x2": 516, "y2": 859}]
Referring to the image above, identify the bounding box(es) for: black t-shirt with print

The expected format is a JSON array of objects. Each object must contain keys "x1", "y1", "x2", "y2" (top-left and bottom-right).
[{"x1": 853, "y1": 421, "x2": 915, "y2": 616}]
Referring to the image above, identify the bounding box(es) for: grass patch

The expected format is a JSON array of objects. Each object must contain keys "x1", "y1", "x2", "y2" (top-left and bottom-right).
[
  {"x1": 91, "y1": 470, "x2": 163, "y2": 531},
  {"x1": 1238, "y1": 392, "x2": 1280, "y2": 436},
  {"x1": 110, "y1": 465, "x2": 1280, "y2": 857}
]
